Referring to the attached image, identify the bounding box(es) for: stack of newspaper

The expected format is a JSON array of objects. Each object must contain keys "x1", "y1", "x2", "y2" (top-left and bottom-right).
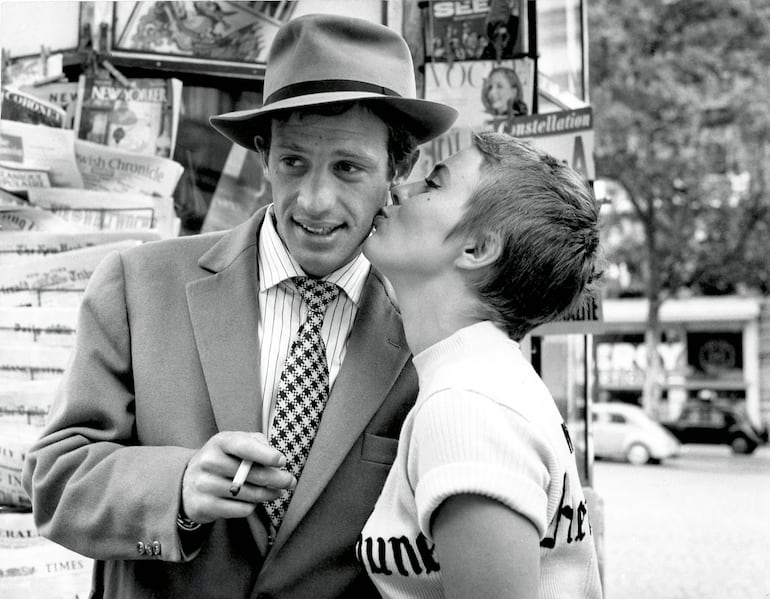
[{"x1": 0, "y1": 67, "x2": 185, "y2": 514}]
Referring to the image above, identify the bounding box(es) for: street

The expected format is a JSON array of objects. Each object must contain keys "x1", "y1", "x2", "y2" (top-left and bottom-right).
[{"x1": 593, "y1": 444, "x2": 770, "y2": 599}]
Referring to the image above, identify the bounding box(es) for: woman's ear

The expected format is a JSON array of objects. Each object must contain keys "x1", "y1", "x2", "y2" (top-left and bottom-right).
[{"x1": 456, "y1": 232, "x2": 502, "y2": 271}]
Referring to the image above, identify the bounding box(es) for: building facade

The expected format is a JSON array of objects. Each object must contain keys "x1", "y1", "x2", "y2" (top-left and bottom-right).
[{"x1": 594, "y1": 296, "x2": 768, "y2": 430}]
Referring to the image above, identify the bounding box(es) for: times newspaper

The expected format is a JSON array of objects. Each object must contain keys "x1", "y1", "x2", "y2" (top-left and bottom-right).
[
  {"x1": 0, "y1": 206, "x2": 84, "y2": 234},
  {"x1": 0, "y1": 230, "x2": 161, "y2": 266},
  {"x1": 0, "y1": 67, "x2": 182, "y2": 593},
  {"x1": 0, "y1": 240, "x2": 142, "y2": 308},
  {"x1": 26, "y1": 187, "x2": 176, "y2": 238},
  {"x1": 0, "y1": 509, "x2": 94, "y2": 595}
]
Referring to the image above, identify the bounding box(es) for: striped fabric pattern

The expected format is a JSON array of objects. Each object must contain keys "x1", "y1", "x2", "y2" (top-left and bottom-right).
[{"x1": 257, "y1": 208, "x2": 370, "y2": 433}]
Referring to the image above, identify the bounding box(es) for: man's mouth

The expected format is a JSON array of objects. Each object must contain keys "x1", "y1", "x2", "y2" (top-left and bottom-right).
[{"x1": 295, "y1": 220, "x2": 342, "y2": 236}]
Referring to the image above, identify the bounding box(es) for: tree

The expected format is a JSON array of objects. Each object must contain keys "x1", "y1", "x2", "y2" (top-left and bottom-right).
[{"x1": 588, "y1": 0, "x2": 770, "y2": 415}]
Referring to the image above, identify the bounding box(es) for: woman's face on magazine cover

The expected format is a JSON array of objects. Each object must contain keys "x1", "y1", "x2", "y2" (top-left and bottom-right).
[
  {"x1": 487, "y1": 71, "x2": 518, "y2": 115},
  {"x1": 364, "y1": 146, "x2": 484, "y2": 280}
]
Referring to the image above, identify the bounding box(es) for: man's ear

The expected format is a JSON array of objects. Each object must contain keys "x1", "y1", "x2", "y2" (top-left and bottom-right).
[
  {"x1": 455, "y1": 232, "x2": 502, "y2": 271},
  {"x1": 392, "y1": 149, "x2": 421, "y2": 185},
  {"x1": 254, "y1": 136, "x2": 270, "y2": 180}
]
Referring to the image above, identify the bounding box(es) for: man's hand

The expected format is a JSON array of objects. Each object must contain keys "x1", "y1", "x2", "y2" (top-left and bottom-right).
[{"x1": 181, "y1": 432, "x2": 296, "y2": 524}]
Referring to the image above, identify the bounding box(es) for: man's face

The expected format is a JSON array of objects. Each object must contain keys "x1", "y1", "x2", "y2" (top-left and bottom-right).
[
  {"x1": 263, "y1": 105, "x2": 392, "y2": 277},
  {"x1": 364, "y1": 145, "x2": 484, "y2": 281}
]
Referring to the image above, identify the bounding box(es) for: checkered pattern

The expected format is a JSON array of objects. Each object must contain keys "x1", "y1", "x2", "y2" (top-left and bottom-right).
[{"x1": 265, "y1": 277, "x2": 340, "y2": 531}]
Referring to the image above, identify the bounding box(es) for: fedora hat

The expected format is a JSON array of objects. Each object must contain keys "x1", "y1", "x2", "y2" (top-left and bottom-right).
[{"x1": 210, "y1": 13, "x2": 458, "y2": 148}]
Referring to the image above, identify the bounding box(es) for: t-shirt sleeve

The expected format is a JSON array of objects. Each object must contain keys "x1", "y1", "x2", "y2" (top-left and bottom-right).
[{"x1": 406, "y1": 389, "x2": 553, "y2": 540}]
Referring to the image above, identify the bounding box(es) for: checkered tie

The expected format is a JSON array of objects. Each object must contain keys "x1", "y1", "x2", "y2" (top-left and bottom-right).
[{"x1": 265, "y1": 277, "x2": 340, "y2": 531}]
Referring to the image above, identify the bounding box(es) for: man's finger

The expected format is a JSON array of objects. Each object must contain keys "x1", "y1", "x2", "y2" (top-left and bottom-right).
[{"x1": 219, "y1": 431, "x2": 287, "y2": 467}]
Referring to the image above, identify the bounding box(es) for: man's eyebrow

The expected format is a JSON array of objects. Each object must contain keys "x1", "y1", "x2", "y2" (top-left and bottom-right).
[
  {"x1": 271, "y1": 140, "x2": 304, "y2": 152},
  {"x1": 271, "y1": 142, "x2": 380, "y2": 166},
  {"x1": 334, "y1": 149, "x2": 379, "y2": 164}
]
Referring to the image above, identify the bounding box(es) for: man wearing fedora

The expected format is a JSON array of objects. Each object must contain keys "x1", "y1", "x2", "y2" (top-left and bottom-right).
[{"x1": 23, "y1": 14, "x2": 457, "y2": 599}]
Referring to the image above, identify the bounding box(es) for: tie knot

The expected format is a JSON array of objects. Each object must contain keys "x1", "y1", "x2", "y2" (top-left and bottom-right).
[{"x1": 293, "y1": 277, "x2": 340, "y2": 314}]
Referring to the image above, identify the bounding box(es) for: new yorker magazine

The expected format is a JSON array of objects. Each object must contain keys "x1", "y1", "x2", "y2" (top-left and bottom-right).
[{"x1": 73, "y1": 75, "x2": 182, "y2": 158}]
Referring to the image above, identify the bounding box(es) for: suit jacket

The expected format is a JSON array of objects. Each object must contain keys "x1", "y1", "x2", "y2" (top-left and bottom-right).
[{"x1": 22, "y1": 208, "x2": 417, "y2": 599}]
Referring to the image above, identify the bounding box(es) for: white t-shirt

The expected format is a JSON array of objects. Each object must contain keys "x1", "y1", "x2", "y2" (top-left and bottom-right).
[{"x1": 359, "y1": 321, "x2": 603, "y2": 599}]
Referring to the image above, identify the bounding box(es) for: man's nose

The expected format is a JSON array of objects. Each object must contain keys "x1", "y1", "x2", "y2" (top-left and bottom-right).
[{"x1": 297, "y1": 169, "x2": 335, "y2": 213}]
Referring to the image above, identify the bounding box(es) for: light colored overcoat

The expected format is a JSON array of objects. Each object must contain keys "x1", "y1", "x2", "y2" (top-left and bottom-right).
[{"x1": 23, "y1": 207, "x2": 416, "y2": 598}]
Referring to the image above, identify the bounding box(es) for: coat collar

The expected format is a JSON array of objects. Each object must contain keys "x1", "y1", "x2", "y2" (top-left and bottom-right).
[
  {"x1": 197, "y1": 208, "x2": 266, "y2": 275},
  {"x1": 186, "y1": 209, "x2": 266, "y2": 433}
]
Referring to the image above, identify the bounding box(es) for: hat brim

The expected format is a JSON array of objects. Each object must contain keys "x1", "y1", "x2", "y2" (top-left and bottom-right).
[{"x1": 209, "y1": 91, "x2": 458, "y2": 149}]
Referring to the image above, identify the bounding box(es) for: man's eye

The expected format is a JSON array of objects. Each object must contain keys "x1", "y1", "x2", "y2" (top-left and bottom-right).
[
  {"x1": 280, "y1": 156, "x2": 304, "y2": 168},
  {"x1": 425, "y1": 178, "x2": 441, "y2": 190},
  {"x1": 336, "y1": 162, "x2": 361, "y2": 174}
]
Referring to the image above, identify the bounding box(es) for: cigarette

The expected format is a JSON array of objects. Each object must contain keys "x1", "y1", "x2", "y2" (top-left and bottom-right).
[{"x1": 229, "y1": 459, "x2": 253, "y2": 497}]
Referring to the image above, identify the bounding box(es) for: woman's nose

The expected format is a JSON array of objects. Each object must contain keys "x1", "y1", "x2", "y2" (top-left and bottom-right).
[{"x1": 390, "y1": 181, "x2": 418, "y2": 205}]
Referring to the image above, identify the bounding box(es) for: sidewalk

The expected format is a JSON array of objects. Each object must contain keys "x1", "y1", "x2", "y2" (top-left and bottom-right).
[{"x1": 594, "y1": 444, "x2": 770, "y2": 599}]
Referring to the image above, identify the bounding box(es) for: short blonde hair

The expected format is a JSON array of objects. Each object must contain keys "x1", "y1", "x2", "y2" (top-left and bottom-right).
[{"x1": 450, "y1": 132, "x2": 601, "y2": 340}]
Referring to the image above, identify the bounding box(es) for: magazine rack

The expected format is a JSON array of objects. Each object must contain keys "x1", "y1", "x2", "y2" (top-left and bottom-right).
[{"x1": 78, "y1": 1, "x2": 298, "y2": 85}]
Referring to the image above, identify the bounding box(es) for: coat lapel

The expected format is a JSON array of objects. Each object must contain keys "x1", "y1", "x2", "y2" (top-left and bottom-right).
[
  {"x1": 268, "y1": 270, "x2": 410, "y2": 554},
  {"x1": 186, "y1": 211, "x2": 265, "y2": 433}
]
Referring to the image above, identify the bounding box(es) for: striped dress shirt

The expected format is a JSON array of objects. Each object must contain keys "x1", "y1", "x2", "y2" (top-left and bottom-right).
[{"x1": 257, "y1": 208, "x2": 371, "y2": 434}]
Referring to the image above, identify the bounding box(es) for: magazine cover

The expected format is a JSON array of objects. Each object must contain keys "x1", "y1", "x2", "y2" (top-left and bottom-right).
[
  {"x1": 73, "y1": 75, "x2": 182, "y2": 158},
  {"x1": 0, "y1": 162, "x2": 51, "y2": 191},
  {"x1": 20, "y1": 81, "x2": 80, "y2": 129},
  {"x1": 0, "y1": 88, "x2": 67, "y2": 128},
  {"x1": 427, "y1": 0, "x2": 527, "y2": 62},
  {"x1": 113, "y1": 1, "x2": 296, "y2": 64},
  {"x1": 424, "y1": 58, "x2": 535, "y2": 129}
]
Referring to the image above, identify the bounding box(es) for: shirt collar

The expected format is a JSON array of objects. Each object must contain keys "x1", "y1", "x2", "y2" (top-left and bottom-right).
[{"x1": 258, "y1": 205, "x2": 371, "y2": 305}]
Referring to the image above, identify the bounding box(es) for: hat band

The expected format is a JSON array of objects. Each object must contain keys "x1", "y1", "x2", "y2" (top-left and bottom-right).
[{"x1": 265, "y1": 79, "x2": 402, "y2": 105}]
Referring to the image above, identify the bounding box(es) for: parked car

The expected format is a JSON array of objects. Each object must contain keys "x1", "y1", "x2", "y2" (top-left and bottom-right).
[
  {"x1": 591, "y1": 402, "x2": 681, "y2": 465},
  {"x1": 661, "y1": 400, "x2": 768, "y2": 455}
]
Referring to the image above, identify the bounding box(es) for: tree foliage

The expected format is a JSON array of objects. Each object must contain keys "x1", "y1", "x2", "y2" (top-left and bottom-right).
[
  {"x1": 589, "y1": 0, "x2": 770, "y2": 298},
  {"x1": 588, "y1": 0, "x2": 770, "y2": 414}
]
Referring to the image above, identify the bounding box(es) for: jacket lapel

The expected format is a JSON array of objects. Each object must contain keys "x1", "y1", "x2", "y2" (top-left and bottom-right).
[
  {"x1": 268, "y1": 270, "x2": 410, "y2": 554},
  {"x1": 186, "y1": 210, "x2": 266, "y2": 433}
]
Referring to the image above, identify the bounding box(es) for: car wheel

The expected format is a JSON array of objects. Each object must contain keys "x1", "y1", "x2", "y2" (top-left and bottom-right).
[
  {"x1": 730, "y1": 436, "x2": 755, "y2": 455},
  {"x1": 626, "y1": 443, "x2": 651, "y2": 465}
]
